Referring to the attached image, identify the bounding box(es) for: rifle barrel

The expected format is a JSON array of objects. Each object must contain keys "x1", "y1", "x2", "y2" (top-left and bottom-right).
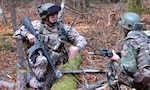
[{"x1": 61, "y1": 69, "x2": 108, "y2": 74}]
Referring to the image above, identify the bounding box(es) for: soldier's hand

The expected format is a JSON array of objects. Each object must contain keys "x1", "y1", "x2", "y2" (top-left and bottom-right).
[
  {"x1": 27, "y1": 33, "x2": 36, "y2": 44},
  {"x1": 68, "y1": 45, "x2": 80, "y2": 59},
  {"x1": 111, "y1": 50, "x2": 120, "y2": 62}
]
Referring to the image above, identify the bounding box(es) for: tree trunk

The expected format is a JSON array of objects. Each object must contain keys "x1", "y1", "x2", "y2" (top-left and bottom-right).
[
  {"x1": 10, "y1": 0, "x2": 27, "y2": 90},
  {"x1": 0, "y1": 1, "x2": 3, "y2": 23},
  {"x1": 127, "y1": 0, "x2": 142, "y2": 15},
  {"x1": 51, "y1": 53, "x2": 82, "y2": 90}
]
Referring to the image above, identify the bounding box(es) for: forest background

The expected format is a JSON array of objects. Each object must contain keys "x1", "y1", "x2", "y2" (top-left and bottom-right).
[{"x1": 0, "y1": 0, "x2": 150, "y2": 89}]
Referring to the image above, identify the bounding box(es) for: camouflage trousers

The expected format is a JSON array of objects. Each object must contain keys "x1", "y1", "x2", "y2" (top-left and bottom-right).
[
  {"x1": 107, "y1": 61, "x2": 150, "y2": 90},
  {"x1": 28, "y1": 54, "x2": 48, "y2": 89},
  {"x1": 107, "y1": 61, "x2": 134, "y2": 90},
  {"x1": 27, "y1": 50, "x2": 68, "y2": 89}
]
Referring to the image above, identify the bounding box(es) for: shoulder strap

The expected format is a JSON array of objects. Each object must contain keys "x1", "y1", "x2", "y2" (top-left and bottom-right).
[
  {"x1": 39, "y1": 21, "x2": 44, "y2": 34},
  {"x1": 57, "y1": 21, "x2": 68, "y2": 42}
]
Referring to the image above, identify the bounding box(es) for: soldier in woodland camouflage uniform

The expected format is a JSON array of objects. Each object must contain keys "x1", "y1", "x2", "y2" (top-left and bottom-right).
[
  {"x1": 109, "y1": 12, "x2": 150, "y2": 90},
  {"x1": 13, "y1": 3, "x2": 87, "y2": 89}
]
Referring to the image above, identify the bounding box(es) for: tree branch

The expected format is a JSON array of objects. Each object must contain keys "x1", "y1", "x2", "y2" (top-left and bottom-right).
[
  {"x1": 0, "y1": 80, "x2": 16, "y2": 88},
  {"x1": 77, "y1": 80, "x2": 107, "y2": 90}
]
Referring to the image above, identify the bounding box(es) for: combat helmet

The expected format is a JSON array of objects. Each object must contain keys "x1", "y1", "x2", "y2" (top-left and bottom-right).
[
  {"x1": 37, "y1": 3, "x2": 61, "y2": 19},
  {"x1": 118, "y1": 12, "x2": 141, "y2": 30}
]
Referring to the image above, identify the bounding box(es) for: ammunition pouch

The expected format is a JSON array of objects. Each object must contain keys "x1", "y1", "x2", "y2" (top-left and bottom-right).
[
  {"x1": 118, "y1": 72, "x2": 133, "y2": 87},
  {"x1": 53, "y1": 38, "x2": 65, "y2": 51}
]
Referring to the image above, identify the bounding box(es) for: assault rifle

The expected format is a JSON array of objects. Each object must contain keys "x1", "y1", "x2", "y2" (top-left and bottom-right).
[
  {"x1": 88, "y1": 49, "x2": 123, "y2": 89},
  {"x1": 88, "y1": 49, "x2": 121, "y2": 58},
  {"x1": 21, "y1": 16, "x2": 62, "y2": 78}
]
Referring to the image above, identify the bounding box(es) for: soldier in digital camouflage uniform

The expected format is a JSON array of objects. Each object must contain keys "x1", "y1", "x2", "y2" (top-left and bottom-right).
[
  {"x1": 109, "y1": 12, "x2": 150, "y2": 90},
  {"x1": 13, "y1": 3, "x2": 87, "y2": 89}
]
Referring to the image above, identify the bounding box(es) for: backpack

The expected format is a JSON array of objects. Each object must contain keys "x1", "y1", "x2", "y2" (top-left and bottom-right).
[
  {"x1": 133, "y1": 31, "x2": 150, "y2": 85},
  {"x1": 125, "y1": 31, "x2": 150, "y2": 89},
  {"x1": 107, "y1": 31, "x2": 150, "y2": 90}
]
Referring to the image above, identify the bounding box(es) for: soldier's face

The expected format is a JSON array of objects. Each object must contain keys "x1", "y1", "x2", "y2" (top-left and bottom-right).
[{"x1": 48, "y1": 13, "x2": 58, "y2": 23}]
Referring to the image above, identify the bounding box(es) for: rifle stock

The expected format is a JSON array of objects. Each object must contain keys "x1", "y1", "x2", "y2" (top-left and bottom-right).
[{"x1": 20, "y1": 16, "x2": 62, "y2": 78}]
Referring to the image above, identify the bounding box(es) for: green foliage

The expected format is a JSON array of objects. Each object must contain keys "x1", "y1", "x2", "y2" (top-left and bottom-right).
[
  {"x1": 0, "y1": 38, "x2": 12, "y2": 51},
  {"x1": 51, "y1": 74, "x2": 77, "y2": 90},
  {"x1": 2, "y1": 32, "x2": 14, "y2": 36},
  {"x1": 127, "y1": 0, "x2": 142, "y2": 15},
  {"x1": 86, "y1": 0, "x2": 101, "y2": 8}
]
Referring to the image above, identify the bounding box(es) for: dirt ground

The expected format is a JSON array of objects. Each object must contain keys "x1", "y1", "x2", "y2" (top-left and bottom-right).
[{"x1": 0, "y1": 0, "x2": 150, "y2": 90}]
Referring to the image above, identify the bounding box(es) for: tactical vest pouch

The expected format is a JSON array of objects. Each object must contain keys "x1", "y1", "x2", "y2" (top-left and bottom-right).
[
  {"x1": 133, "y1": 68, "x2": 150, "y2": 84},
  {"x1": 118, "y1": 72, "x2": 133, "y2": 87}
]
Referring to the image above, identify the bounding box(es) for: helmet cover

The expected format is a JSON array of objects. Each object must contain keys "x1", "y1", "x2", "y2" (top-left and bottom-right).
[
  {"x1": 37, "y1": 3, "x2": 61, "y2": 19},
  {"x1": 118, "y1": 12, "x2": 141, "y2": 30}
]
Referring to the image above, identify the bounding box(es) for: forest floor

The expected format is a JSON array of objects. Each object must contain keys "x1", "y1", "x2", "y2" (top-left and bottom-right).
[{"x1": 0, "y1": 1, "x2": 150, "y2": 90}]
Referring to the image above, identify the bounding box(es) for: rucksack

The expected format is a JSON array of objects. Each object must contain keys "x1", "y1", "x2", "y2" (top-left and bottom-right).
[
  {"x1": 124, "y1": 31, "x2": 150, "y2": 88},
  {"x1": 133, "y1": 31, "x2": 150, "y2": 85},
  {"x1": 107, "y1": 31, "x2": 150, "y2": 90}
]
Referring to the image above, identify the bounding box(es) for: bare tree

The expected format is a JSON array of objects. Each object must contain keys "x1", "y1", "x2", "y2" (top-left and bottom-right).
[
  {"x1": 0, "y1": 0, "x2": 4, "y2": 22},
  {"x1": 0, "y1": 5, "x2": 3, "y2": 22},
  {"x1": 10, "y1": 0, "x2": 27, "y2": 90}
]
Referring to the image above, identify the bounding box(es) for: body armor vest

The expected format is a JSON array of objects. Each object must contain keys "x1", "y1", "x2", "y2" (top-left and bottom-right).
[
  {"x1": 124, "y1": 31, "x2": 150, "y2": 86},
  {"x1": 125, "y1": 31, "x2": 150, "y2": 69}
]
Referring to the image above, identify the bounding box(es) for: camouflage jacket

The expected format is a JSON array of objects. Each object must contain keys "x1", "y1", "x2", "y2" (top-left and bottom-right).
[
  {"x1": 121, "y1": 31, "x2": 150, "y2": 75},
  {"x1": 14, "y1": 20, "x2": 87, "y2": 64}
]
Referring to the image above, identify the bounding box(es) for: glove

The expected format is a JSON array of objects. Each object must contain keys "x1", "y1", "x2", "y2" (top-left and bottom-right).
[
  {"x1": 26, "y1": 33, "x2": 36, "y2": 44},
  {"x1": 13, "y1": 29, "x2": 22, "y2": 39}
]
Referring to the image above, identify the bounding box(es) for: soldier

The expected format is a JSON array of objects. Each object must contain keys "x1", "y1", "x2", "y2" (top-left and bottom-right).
[
  {"x1": 13, "y1": 3, "x2": 87, "y2": 89},
  {"x1": 108, "y1": 12, "x2": 150, "y2": 90}
]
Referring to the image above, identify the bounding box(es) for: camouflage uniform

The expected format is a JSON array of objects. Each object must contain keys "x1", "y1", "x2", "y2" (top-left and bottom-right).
[
  {"x1": 14, "y1": 20, "x2": 87, "y2": 89},
  {"x1": 107, "y1": 12, "x2": 150, "y2": 90},
  {"x1": 119, "y1": 31, "x2": 150, "y2": 90}
]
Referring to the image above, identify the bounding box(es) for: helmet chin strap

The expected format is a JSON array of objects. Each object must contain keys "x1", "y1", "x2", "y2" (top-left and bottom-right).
[{"x1": 44, "y1": 16, "x2": 56, "y2": 27}]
